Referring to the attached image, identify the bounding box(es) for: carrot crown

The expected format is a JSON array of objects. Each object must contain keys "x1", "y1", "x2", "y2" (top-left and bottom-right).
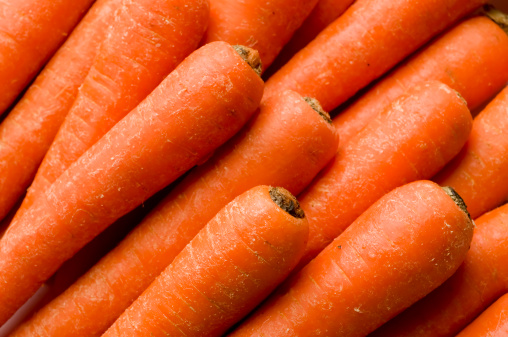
[
  {"x1": 233, "y1": 45, "x2": 263, "y2": 76},
  {"x1": 269, "y1": 187, "x2": 305, "y2": 219},
  {"x1": 484, "y1": 5, "x2": 508, "y2": 34},
  {"x1": 304, "y1": 97, "x2": 332, "y2": 124},
  {"x1": 442, "y1": 186, "x2": 472, "y2": 222}
]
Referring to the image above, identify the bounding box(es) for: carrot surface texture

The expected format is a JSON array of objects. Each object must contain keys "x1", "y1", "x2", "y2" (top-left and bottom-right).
[
  {"x1": 263, "y1": 0, "x2": 487, "y2": 111},
  {"x1": 102, "y1": 186, "x2": 308, "y2": 337},
  {"x1": 12, "y1": 0, "x2": 210, "y2": 221},
  {"x1": 229, "y1": 181, "x2": 474, "y2": 337},
  {"x1": 370, "y1": 203, "x2": 508, "y2": 337},
  {"x1": 10, "y1": 90, "x2": 338, "y2": 337},
  {"x1": 296, "y1": 81, "x2": 472, "y2": 268},
  {"x1": 456, "y1": 293, "x2": 508, "y2": 337},
  {"x1": 203, "y1": 0, "x2": 319, "y2": 71},
  {"x1": 0, "y1": 0, "x2": 122, "y2": 223},
  {"x1": 0, "y1": 0, "x2": 94, "y2": 116},
  {"x1": 333, "y1": 14, "x2": 508, "y2": 145},
  {"x1": 0, "y1": 41, "x2": 264, "y2": 325}
]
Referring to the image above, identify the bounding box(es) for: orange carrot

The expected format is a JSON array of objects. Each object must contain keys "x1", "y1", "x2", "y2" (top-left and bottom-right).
[
  {"x1": 263, "y1": 0, "x2": 487, "y2": 111},
  {"x1": 203, "y1": 0, "x2": 318, "y2": 70},
  {"x1": 333, "y1": 14, "x2": 508, "y2": 145},
  {"x1": 0, "y1": 0, "x2": 94, "y2": 115},
  {"x1": 102, "y1": 186, "x2": 308, "y2": 337},
  {"x1": 10, "y1": 90, "x2": 338, "y2": 337},
  {"x1": 456, "y1": 294, "x2": 508, "y2": 337},
  {"x1": 371, "y1": 202, "x2": 508, "y2": 337},
  {"x1": 0, "y1": 41, "x2": 264, "y2": 325},
  {"x1": 296, "y1": 81, "x2": 472, "y2": 268},
  {"x1": 13, "y1": 0, "x2": 209, "y2": 217},
  {"x1": 0, "y1": 0, "x2": 122, "y2": 222},
  {"x1": 229, "y1": 181, "x2": 474, "y2": 336}
]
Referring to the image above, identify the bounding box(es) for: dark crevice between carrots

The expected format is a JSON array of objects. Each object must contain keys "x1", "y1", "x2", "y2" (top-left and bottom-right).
[
  {"x1": 484, "y1": 5, "x2": 508, "y2": 34},
  {"x1": 233, "y1": 45, "x2": 262, "y2": 76},
  {"x1": 442, "y1": 186, "x2": 472, "y2": 221},
  {"x1": 304, "y1": 97, "x2": 332, "y2": 124},
  {"x1": 269, "y1": 187, "x2": 304, "y2": 219}
]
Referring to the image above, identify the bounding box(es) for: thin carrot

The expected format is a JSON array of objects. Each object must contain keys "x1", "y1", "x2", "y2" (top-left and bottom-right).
[
  {"x1": 0, "y1": 41, "x2": 264, "y2": 325},
  {"x1": 263, "y1": 0, "x2": 487, "y2": 111},
  {"x1": 0, "y1": 0, "x2": 122, "y2": 222},
  {"x1": 370, "y1": 203, "x2": 508, "y2": 337},
  {"x1": 203, "y1": 0, "x2": 319, "y2": 70},
  {"x1": 10, "y1": 90, "x2": 338, "y2": 337},
  {"x1": 296, "y1": 81, "x2": 472, "y2": 268},
  {"x1": 333, "y1": 14, "x2": 508, "y2": 145},
  {"x1": 0, "y1": 0, "x2": 94, "y2": 115},
  {"x1": 456, "y1": 294, "x2": 508, "y2": 337},
  {"x1": 229, "y1": 181, "x2": 474, "y2": 336},
  {"x1": 102, "y1": 186, "x2": 308, "y2": 337}
]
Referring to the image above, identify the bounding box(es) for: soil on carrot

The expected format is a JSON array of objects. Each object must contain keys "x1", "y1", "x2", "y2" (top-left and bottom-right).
[{"x1": 269, "y1": 187, "x2": 305, "y2": 218}]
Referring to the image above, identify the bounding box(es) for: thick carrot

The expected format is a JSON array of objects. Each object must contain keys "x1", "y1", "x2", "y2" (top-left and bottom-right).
[
  {"x1": 0, "y1": 41, "x2": 264, "y2": 325},
  {"x1": 333, "y1": 14, "x2": 508, "y2": 145},
  {"x1": 370, "y1": 203, "x2": 508, "y2": 337},
  {"x1": 203, "y1": 0, "x2": 319, "y2": 70},
  {"x1": 10, "y1": 90, "x2": 338, "y2": 337},
  {"x1": 0, "y1": 0, "x2": 122, "y2": 222},
  {"x1": 13, "y1": 0, "x2": 209, "y2": 217},
  {"x1": 456, "y1": 294, "x2": 508, "y2": 337},
  {"x1": 102, "y1": 186, "x2": 308, "y2": 337},
  {"x1": 0, "y1": 0, "x2": 94, "y2": 115},
  {"x1": 229, "y1": 181, "x2": 474, "y2": 336},
  {"x1": 296, "y1": 81, "x2": 472, "y2": 268},
  {"x1": 434, "y1": 86, "x2": 508, "y2": 219},
  {"x1": 263, "y1": 0, "x2": 487, "y2": 111}
]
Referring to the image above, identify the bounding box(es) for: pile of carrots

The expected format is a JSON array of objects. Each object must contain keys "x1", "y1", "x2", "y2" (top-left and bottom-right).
[{"x1": 0, "y1": 0, "x2": 507, "y2": 335}]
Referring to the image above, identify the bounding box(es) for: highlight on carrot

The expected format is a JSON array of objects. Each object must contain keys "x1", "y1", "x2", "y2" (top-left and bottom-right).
[
  {"x1": 229, "y1": 181, "x2": 474, "y2": 337},
  {"x1": 0, "y1": 0, "x2": 94, "y2": 115},
  {"x1": 456, "y1": 293, "x2": 508, "y2": 337},
  {"x1": 10, "y1": 90, "x2": 338, "y2": 337},
  {"x1": 0, "y1": 41, "x2": 264, "y2": 325},
  {"x1": 263, "y1": 0, "x2": 487, "y2": 111},
  {"x1": 295, "y1": 81, "x2": 472, "y2": 268},
  {"x1": 102, "y1": 186, "x2": 308, "y2": 337},
  {"x1": 332, "y1": 14, "x2": 508, "y2": 145},
  {"x1": 370, "y1": 202, "x2": 508, "y2": 337},
  {"x1": 0, "y1": 0, "x2": 122, "y2": 223}
]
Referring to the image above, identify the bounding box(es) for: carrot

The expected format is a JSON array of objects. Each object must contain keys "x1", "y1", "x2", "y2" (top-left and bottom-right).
[
  {"x1": 0, "y1": 0, "x2": 122, "y2": 222},
  {"x1": 102, "y1": 186, "x2": 308, "y2": 337},
  {"x1": 229, "y1": 181, "x2": 474, "y2": 336},
  {"x1": 203, "y1": 0, "x2": 319, "y2": 70},
  {"x1": 333, "y1": 14, "x2": 508, "y2": 145},
  {"x1": 456, "y1": 294, "x2": 508, "y2": 337},
  {"x1": 10, "y1": 90, "x2": 338, "y2": 337},
  {"x1": 263, "y1": 0, "x2": 487, "y2": 111},
  {"x1": 13, "y1": 0, "x2": 210, "y2": 218},
  {"x1": 296, "y1": 81, "x2": 472, "y2": 268},
  {"x1": 0, "y1": 41, "x2": 264, "y2": 325},
  {"x1": 0, "y1": 0, "x2": 94, "y2": 115},
  {"x1": 434, "y1": 86, "x2": 508, "y2": 219},
  {"x1": 370, "y1": 203, "x2": 508, "y2": 337}
]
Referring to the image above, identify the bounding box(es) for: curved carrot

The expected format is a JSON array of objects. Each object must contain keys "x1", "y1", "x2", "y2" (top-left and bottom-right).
[
  {"x1": 0, "y1": 0, "x2": 94, "y2": 115},
  {"x1": 0, "y1": 42, "x2": 264, "y2": 325},
  {"x1": 102, "y1": 186, "x2": 308, "y2": 337},
  {"x1": 0, "y1": 0, "x2": 122, "y2": 222},
  {"x1": 263, "y1": 0, "x2": 487, "y2": 111},
  {"x1": 10, "y1": 90, "x2": 338, "y2": 337},
  {"x1": 296, "y1": 81, "x2": 472, "y2": 268},
  {"x1": 434, "y1": 86, "x2": 508, "y2": 219},
  {"x1": 203, "y1": 0, "x2": 319, "y2": 70},
  {"x1": 456, "y1": 294, "x2": 508, "y2": 337},
  {"x1": 333, "y1": 14, "x2": 508, "y2": 145},
  {"x1": 229, "y1": 181, "x2": 474, "y2": 336},
  {"x1": 370, "y1": 203, "x2": 508, "y2": 337}
]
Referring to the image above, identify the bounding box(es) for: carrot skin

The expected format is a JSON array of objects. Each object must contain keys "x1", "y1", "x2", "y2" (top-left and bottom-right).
[
  {"x1": 229, "y1": 181, "x2": 474, "y2": 336},
  {"x1": 263, "y1": 0, "x2": 487, "y2": 111},
  {"x1": 10, "y1": 90, "x2": 338, "y2": 337},
  {"x1": 333, "y1": 16, "x2": 508, "y2": 145},
  {"x1": 0, "y1": 41, "x2": 264, "y2": 325},
  {"x1": 456, "y1": 294, "x2": 508, "y2": 337}
]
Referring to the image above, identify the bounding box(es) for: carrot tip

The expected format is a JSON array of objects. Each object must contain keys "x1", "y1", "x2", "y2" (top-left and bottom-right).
[
  {"x1": 269, "y1": 187, "x2": 305, "y2": 219},
  {"x1": 233, "y1": 45, "x2": 263, "y2": 76},
  {"x1": 442, "y1": 186, "x2": 472, "y2": 221},
  {"x1": 484, "y1": 5, "x2": 508, "y2": 34},
  {"x1": 304, "y1": 97, "x2": 332, "y2": 124}
]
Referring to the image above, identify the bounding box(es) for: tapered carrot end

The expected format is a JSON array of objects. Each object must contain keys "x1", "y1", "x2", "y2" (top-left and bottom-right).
[
  {"x1": 484, "y1": 5, "x2": 508, "y2": 34},
  {"x1": 304, "y1": 97, "x2": 332, "y2": 124},
  {"x1": 233, "y1": 45, "x2": 263, "y2": 76},
  {"x1": 442, "y1": 186, "x2": 472, "y2": 222},
  {"x1": 269, "y1": 187, "x2": 305, "y2": 219}
]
